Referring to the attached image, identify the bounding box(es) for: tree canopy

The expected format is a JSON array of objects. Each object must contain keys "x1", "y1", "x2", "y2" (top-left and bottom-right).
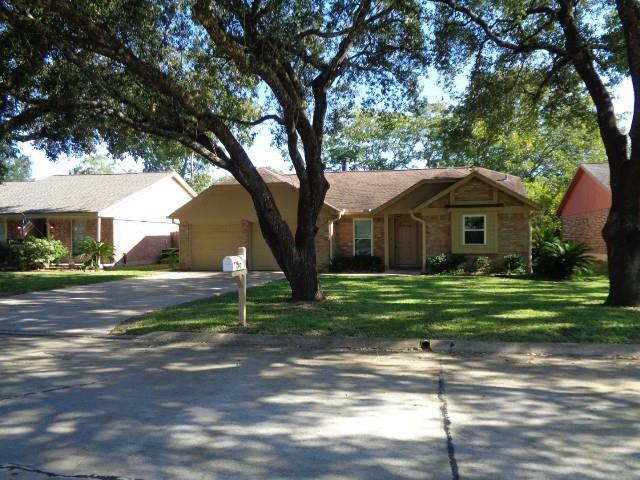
[
  {"x1": 0, "y1": 143, "x2": 31, "y2": 181},
  {"x1": 429, "y1": 0, "x2": 640, "y2": 306},
  {"x1": 70, "y1": 153, "x2": 117, "y2": 175},
  {"x1": 0, "y1": 0, "x2": 428, "y2": 300},
  {"x1": 324, "y1": 102, "x2": 439, "y2": 171}
]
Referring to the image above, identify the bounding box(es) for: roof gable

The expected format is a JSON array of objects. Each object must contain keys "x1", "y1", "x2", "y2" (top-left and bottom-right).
[
  {"x1": 557, "y1": 164, "x2": 611, "y2": 216},
  {"x1": 414, "y1": 170, "x2": 538, "y2": 211}
]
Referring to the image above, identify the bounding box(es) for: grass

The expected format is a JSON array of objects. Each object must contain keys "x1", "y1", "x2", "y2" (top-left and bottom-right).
[
  {"x1": 0, "y1": 263, "x2": 170, "y2": 296},
  {"x1": 116, "y1": 274, "x2": 640, "y2": 344}
]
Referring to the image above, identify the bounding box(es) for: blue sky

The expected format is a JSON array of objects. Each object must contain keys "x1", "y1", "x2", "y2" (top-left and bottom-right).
[{"x1": 20, "y1": 76, "x2": 634, "y2": 180}]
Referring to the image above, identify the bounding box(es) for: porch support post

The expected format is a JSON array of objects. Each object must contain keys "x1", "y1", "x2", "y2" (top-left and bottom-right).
[
  {"x1": 69, "y1": 219, "x2": 73, "y2": 266},
  {"x1": 410, "y1": 210, "x2": 427, "y2": 273},
  {"x1": 96, "y1": 216, "x2": 102, "y2": 269},
  {"x1": 383, "y1": 214, "x2": 389, "y2": 271}
]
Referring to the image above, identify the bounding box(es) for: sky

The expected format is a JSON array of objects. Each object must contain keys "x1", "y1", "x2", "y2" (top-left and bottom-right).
[{"x1": 20, "y1": 76, "x2": 635, "y2": 181}]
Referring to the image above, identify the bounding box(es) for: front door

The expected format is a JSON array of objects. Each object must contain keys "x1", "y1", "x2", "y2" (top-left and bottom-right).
[{"x1": 393, "y1": 215, "x2": 419, "y2": 267}]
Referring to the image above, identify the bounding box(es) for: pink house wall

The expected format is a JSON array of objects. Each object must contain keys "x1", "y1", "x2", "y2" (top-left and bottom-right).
[
  {"x1": 558, "y1": 168, "x2": 611, "y2": 259},
  {"x1": 558, "y1": 169, "x2": 611, "y2": 217}
]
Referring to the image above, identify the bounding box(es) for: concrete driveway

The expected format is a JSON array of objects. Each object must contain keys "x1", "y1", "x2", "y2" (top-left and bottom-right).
[
  {"x1": 0, "y1": 271, "x2": 282, "y2": 336},
  {"x1": 0, "y1": 335, "x2": 638, "y2": 480}
]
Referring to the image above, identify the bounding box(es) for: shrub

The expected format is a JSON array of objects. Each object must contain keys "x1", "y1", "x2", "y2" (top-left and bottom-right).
[
  {"x1": 449, "y1": 254, "x2": 466, "y2": 270},
  {"x1": 425, "y1": 253, "x2": 449, "y2": 274},
  {"x1": 532, "y1": 225, "x2": 559, "y2": 259},
  {"x1": 8, "y1": 237, "x2": 69, "y2": 270},
  {"x1": 533, "y1": 237, "x2": 593, "y2": 280},
  {"x1": 161, "y1": 248, "x2": 180, "y2": 269},
  {"x1": 0, "y1": 242, "x2": 16, "y2": 270},
  {"x1": 329, "y1": 255, "x2": 384, "y2": 272},
  {"x1": 78, "y1": 237, "x2": 115, "y2": 269},
  {"x1": 472, "y1": 256, "x2": 491, "y2": 274},
  {"x1": 503, "y1": 254, "x2": 527, "y2": 275}
]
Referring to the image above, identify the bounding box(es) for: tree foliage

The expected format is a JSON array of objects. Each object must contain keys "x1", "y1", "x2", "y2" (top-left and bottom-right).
[
  {"x1": 70, "y1": 153, "x2": 117, "y2": 175},
  {"x1": 138, "y1": 139, "x2": 213, "y2": 193},
  {"x1": 0, "y1": 1, "x2": 428, "y2": 300},
  {"x1": 0, "y1": 143, "x2": 31, "y2": 181},
  {"x1": 431, "y1": 0, "x2": 640, "y2": 306},
  {"x1": 324, "y1": 102, "x2": 439, "y2": 170}
]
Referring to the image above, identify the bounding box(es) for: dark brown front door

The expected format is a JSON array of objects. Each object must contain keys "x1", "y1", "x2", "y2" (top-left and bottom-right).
[{"x1": 394, "y1": 215, "x2": 419, "y2": 267}]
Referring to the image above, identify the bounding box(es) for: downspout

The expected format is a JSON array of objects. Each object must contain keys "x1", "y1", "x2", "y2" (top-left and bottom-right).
[
  {"x1": 410, "y1": 209, "x2": 427, "y2": 273},
  {"x1": 328, "y1": 210, "x2": 345, "y2": 263}
]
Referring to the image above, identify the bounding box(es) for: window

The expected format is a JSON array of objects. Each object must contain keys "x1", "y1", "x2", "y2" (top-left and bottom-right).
[
  {"x1": 72, "y1": 219, "x2": 87, "y2": 255},
  {"x1": 463, "y1": 215, "x2": 486, "y2": 245},
  {"x1": 0, "y1": 221, "x2": 5, "y2": 243},
  {"x1": 353, "y1": 219, "x2": 373, "y2": 256}
]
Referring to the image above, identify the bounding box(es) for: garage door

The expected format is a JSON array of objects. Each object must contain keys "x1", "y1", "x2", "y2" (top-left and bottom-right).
[
  {"x1": 250, "y1": 222, "x2": 295, "y2": 271},
  {"x1": 250, "y1": 222, "x2": 285, "y2": 271},
  {"x1": 191, "y1": 223, "x2": 242, "y2": 270}
]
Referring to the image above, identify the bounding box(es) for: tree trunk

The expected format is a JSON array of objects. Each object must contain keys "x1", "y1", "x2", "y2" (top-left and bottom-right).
[
  {"x1": 286, "y1": 240, "x2": 325, "y2": 301},
  {"x1": 604, "y1": 157, "x2": 640, "y2": 306},
  {"x1": 558, "y1": 0, "x2": 640, "y2": 306},
  {"x1": 604, "y1": 220, "x2": 640, "y2": 306},
  {"x1": 262, "y1": 218, "x2": 325, "y2": 302}
]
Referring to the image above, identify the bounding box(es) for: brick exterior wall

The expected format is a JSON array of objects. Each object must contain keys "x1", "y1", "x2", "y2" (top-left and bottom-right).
[
  {"x1": 497, "y1": 212, "x2": 531, "y2": 268},
  {"x1": 424, "y1": 214, "x2": 451, "y2": 256},
  {"x1": 332, "y1": 216, "x2": 385, "y2": 263},
  {"x1": 6, "y1": 220, "x2": 20, "y2": 240},
  {"x1": 333, "y1": 218, "x2": 353, "y2": 258},
  {"x1": 372, "y1": 217, "x2": 385, "y2": 258},
  {"x1": 423, "y1": 211, "x2": 531, "y2": 269},
  {"x1": 315, "y1": 220, "x2": 331, "y2": 271},
  {"x1": 101, "y1": 218, "x2": 114, "y2": 245},
  {"x1": 49, "y1": 219, "x2": 72, "y2": 254},
  {"x1": 561, "y1": 208, "x2": 608, "y2": 259}
]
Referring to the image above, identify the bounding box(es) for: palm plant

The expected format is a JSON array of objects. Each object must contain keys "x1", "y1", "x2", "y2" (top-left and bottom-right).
[
  {"x1": 79, "y1": 237, "x2": 115, "y2": 269},
  {"x1": 534, "y1": 237, "x2": 593, "y2": 280}
]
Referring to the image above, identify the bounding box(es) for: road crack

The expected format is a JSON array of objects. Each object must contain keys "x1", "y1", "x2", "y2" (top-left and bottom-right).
[
  {"x1": 438, "y1": 365, "x2": 460, "y2": 480},
  {"x1": 0, "y1": 463, "x2": 143, "y2": 480},
  {"x1": 0, "y1": 380, "x2": 102, "y2": 402}
]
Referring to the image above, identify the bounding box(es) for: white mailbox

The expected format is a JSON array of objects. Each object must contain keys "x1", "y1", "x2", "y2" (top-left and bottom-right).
[{"x1": 223, "y1": 255, "x2": 246, "y2": 272}]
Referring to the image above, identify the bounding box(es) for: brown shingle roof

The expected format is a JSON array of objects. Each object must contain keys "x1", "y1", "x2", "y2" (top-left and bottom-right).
[
  {"x1": 581, "y1": 163, "x2": 610, "y2": 191},
  {"x1": 226, "y1": 167, "x2": 527, "y2": 212},
  {"x1": 0, "y1": 172, "x2": 176, "y2": 215}
]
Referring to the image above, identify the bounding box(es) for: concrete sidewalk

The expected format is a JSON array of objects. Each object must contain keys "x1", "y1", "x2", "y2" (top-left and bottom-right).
[{"x1": 0, "y1": 271, "x2": 282, "y2": 336}]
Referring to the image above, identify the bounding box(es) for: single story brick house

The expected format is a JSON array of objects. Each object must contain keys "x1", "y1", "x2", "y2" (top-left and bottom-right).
[
  {"x1": 557, "y1": 163, "x2": 611, "y2": 260},
  {"x1": 0, "y1": 172, "x2": 195, "y2": 265},
  {"x1": 171, "y1": 167, "x2": 537, "y2": 272}
]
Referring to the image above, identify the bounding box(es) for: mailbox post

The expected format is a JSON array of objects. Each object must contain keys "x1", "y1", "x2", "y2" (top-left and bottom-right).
[{"x1": 222, "y1": 247, "x2": 248, "y2": 327}]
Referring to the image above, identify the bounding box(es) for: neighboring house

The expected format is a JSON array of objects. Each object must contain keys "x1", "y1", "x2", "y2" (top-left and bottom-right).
[
  {"x1": 0, "y1": 172, "x2": 196, "y2": 265},
  {"x1": 557, "y1": 163, "x2": 611, "y2": 260},
  {"x1": 171, "y1": 167, "x2": 537, "y2": 272}
]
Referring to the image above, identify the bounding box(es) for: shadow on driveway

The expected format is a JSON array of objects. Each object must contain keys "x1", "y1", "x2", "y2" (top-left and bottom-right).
[{"x1": 0, "y1": 271, "x2": 282, "y2": 336}]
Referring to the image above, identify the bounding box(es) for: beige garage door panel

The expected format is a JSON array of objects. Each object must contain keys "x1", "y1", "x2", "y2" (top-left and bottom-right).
[
  {"x1": 250, "y1": 222, "x2": 294, "y2": 271},
  {"x1": 191, "y1": 223, "x2": 242, "y2": 270}
]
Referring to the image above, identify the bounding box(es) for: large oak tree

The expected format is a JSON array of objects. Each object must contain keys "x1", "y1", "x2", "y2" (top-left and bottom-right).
[
  {"x1": 432, "y1": 0, "x2": 640, "y2": 306},
  {"x1": 0, "y1": 0, "x2": 426, "y2": 300}
]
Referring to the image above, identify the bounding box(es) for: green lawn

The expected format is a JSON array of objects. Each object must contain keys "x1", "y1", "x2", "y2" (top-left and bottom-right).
[
  {"x1": 116, "y1": 274, "x2": 640, "y2": 344},
  {"x1": 0, "y1": 264, "x2": 170, "y2": 296}
]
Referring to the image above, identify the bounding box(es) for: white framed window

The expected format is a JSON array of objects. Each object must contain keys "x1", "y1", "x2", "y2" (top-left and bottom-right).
[
  {"x1": 463, "y1": 215, "x2": 486, "y2": 245},
  {"x1": 353, "y1": 219, "x2": 373, "y2": 256}
]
